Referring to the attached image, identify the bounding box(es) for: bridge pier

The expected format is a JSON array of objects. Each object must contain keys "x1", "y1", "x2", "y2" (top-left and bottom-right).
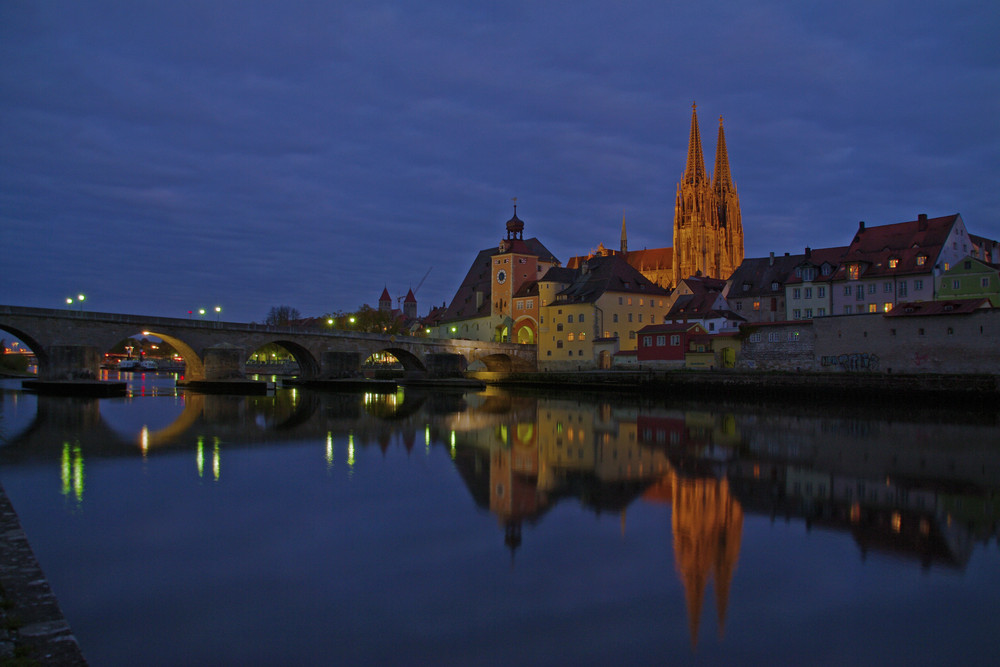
[
  {"x1": 424, "y1": 353, "x2": 467, "y2": 378},
  {"x1": 320, "y1": 351, "x2": 361, "y2": 378},
  {"x1": 40, "y1": 345, "x2": 101, "y2": 380},
  {"x1": 202, "y1": 344, "x2": 247, "y2": 381}
]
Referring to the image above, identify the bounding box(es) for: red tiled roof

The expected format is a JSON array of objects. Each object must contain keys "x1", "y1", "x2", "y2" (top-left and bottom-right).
[
  {"x1": 831, "y1": 214, "x2": 958, "y2": 280},
  {"x1": 885, "y1": 298, "x2": 990, "y2": 317}
]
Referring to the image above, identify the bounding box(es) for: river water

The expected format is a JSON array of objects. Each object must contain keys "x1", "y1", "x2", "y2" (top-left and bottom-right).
[{"x1": 0, "y1": 373, "x2": 998, "y2": 666}]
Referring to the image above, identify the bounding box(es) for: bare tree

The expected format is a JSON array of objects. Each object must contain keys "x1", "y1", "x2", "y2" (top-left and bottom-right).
[{"x1": 264, "y1": 305, "x2": 301, "y2": 326}]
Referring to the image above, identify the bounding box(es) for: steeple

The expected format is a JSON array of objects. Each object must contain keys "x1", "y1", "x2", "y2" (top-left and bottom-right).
[
  {"x1": 620, "y1": 211, "x2": 628, "y2": 254},
  {"x1": 713, "y1": 116, "x2": 733, "y2": 193},
  {"x1": 683, "y1": 102, "x2": 708, "y2": 185}
]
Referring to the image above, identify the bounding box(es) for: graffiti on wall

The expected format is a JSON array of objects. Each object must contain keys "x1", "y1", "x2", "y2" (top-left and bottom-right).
[{"x1": 820, "y1": 353, "x2": 880, "y2": 371}]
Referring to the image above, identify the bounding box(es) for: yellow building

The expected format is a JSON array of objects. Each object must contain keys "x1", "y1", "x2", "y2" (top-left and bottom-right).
[{"x1": 537, "y1": 254, "x2": 672, "y2": 371}]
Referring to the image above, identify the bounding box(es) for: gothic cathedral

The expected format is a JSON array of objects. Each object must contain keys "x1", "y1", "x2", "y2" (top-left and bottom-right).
[{"x1": 672, "y1": 103, "x2": 744, "y2": 285}]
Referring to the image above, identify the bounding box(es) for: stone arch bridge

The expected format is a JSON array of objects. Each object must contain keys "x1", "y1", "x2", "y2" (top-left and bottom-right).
[{"x1": 0, "y1": 305, "x2": 535, "y2": 381}]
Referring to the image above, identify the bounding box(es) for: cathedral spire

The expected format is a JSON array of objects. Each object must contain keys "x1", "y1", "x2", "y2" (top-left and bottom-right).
[
  {"x1": 620, "y1": 211, "x2": 628, "y2": 254},
  {"x1": 683, "y1": 102, "x2": 708, "y2": 185},
  {"x1": 713, "y1": 116, "x2": 733, "y2": 193}
]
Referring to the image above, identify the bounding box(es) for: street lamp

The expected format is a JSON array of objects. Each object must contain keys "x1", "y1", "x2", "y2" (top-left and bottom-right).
[
  {"x1": 65, "y1": 294, "x2": 86, "y2": 311},
  {"x1": 215, "y1": 306, "x2": 221, "y2": 321},
  {"x1": 198, "y1": 308, "x2": 206, "y2": 318}
]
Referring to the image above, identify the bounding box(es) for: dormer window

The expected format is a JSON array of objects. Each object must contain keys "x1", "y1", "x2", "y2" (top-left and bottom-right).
[
  {"x1": 771, "y1": 282, "x2": 779, "y2": 291},
  {"x1": 821, "y1": 264, "x2": 832, "y2": 276},
  {"x1": 888, "y1": 258, "x2": 899, "y2": 269},
  {"x1": 742, "y1": 282, "x2": 750, "y2": 291},
  {"x1": 916, "y1": 255, "x2": 927, "y2": 266},
  {"x1": 802, "y1": 267, "x2": 816, "y2": 281},
  {"x1": 847, "y1": 264, "x2": 860, "y2": 280}
]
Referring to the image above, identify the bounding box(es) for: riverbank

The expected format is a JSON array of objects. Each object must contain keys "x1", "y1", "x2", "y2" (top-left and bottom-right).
[
  {"x1": 0, "y1": 483, "x2": 87, "y2": 665},
  {"x1": 469, "y1": 369, "x2": 1000, "y2": 406}
]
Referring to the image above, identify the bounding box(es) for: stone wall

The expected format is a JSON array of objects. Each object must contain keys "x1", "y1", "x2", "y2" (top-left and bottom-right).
[
  {"x1": 737, "y1": 322, "x2": 816, "y2": 372},
  {"x1": 813, "y1": 309, "x2": 1000, "y2": 374},
  {"x1": 738, "y1": 309, "x2": 1000, "y2": 374}
]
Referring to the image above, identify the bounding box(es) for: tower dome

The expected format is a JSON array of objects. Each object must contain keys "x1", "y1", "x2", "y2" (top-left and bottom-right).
[{"x1": 506, "y1": 205, "x2": 524, "y2": 240}]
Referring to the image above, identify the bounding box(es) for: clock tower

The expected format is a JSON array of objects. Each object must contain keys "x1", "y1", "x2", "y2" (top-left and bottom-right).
[{"x1": 492, "y1": 205, "x2": 539, "y2": 328}]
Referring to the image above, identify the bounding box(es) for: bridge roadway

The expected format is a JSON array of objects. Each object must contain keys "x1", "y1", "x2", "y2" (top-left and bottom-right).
[{"x1": 0, "y1": 305, "x2": 535, "y2": 382}]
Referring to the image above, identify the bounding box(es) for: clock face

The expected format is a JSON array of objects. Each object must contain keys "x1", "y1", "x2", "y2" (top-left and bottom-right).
[{"x1": 497, "y1": 269, "x2": 507, "y2": 284}]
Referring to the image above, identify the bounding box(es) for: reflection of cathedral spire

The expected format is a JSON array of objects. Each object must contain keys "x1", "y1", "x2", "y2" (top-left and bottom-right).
[{"x1": 670, "y1": 472, "x2": 743, "y2": 648}]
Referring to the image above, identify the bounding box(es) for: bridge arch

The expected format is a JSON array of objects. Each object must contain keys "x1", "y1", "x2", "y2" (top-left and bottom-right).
[
  {"x1": 367, "y1": 347, "x2": 427, "y2": 375},
  {"x1": 0, "y1": 323, "x2": 44, "y2": 372},
  {"x1": 138, "y1": 330, "x2": 205, "y2": 380},
  {"x1": 253, "y1": 339, "x2": 321, "y2": 379}
]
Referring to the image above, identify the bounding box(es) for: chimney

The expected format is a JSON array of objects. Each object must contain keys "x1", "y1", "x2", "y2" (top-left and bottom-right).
[
  {"x1": 805, "y1": 246, "x2": 812, "y2": 259},
  {"x1": 918, "y1": 213, "x2": 928, "y2": 231},
  {"x1": 769, "y1": 251, "x2": 774, "y2": 266},
  {"x1": 858, "y1": 221, "x2": 865, "y2": 231}
]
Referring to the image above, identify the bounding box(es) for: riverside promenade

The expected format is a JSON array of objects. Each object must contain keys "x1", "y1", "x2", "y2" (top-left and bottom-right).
[{"x1": 0, "y1": 482, "x2": 86, "y2": 665}]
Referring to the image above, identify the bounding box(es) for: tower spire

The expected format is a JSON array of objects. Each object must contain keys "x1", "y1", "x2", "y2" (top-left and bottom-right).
[
  {"x1": 713, "y1": 116, "x2": 733, "y2": 192},
  {"x1": 620, "y1": 210, "x2": 628, "y2": 254},
  {"x1": 683, "y1": 102, "x2": 708, "y2": 185}
]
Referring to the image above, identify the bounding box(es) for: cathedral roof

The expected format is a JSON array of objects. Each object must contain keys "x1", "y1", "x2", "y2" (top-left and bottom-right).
[
  {"x1": 379, "y1": 287, "x2": 392, "y2": 302},
  {"x1": 403, "y1": 289, "x2": 416, "y2": 303}
]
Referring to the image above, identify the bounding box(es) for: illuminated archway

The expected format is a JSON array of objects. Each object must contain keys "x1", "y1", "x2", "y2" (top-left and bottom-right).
[
  {"x1": 0, "y1": 327, "x2": 40, "y2": 376},
  {"x1": 247, "y1": 339, "x2": 320, "y2": 379}
]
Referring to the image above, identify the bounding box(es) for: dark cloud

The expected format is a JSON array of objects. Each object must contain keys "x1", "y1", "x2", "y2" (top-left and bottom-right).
[{"x1": 2, "y1": 1, "x2": 998, "y2": 322}]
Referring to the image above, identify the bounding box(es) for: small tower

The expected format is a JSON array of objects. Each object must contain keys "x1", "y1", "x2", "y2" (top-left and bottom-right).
[
  {"x1": 620, "y1": 211, "x2": 628, "y2": 254},
  {"x1": 403, "y1": 288, "x2": 417, "y2": 319},
  {"x1": 378, "y1": 286, "x2": 392, "y2": 314}
]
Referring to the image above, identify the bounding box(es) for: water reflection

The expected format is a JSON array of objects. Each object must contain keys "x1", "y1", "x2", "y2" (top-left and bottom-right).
[{"x1": 1, "y1": 383, "x2": 998, "y2": 656}]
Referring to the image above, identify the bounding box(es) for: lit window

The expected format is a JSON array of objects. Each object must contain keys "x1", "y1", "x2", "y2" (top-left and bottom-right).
[
  {"x1": 568, "y1": 333, "x2": 575, "y2": 341},
  {"x1": 753, "y1": 300, "x2": 760, "y2": 311},
  {"x1": 916, "y1": 255, "x2": 926, "y2": 266},
  {"x1": 883, "y1": 303, "x2": 892, "y2": 312},
  {"x1": 889, "y1": 258, "x2": 899, "y2": 269},
  {"x1": 868, "y1": 303, "x2": 877, "y2": 313},
  {"x1": 848, "y1": 265, "x2": 860, "y2": 280}
]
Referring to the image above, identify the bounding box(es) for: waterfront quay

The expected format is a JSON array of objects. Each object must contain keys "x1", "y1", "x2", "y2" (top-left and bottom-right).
[
  {"x1": 0, "y1": 482, "x2": 86, "y2": 665},
  {"x1": 473, "y1": 369, "x2": 1000, "y2": 406}
]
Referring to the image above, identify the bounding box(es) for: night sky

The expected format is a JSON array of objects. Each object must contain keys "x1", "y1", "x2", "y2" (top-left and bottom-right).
[{"x1": 3, "y1": 2, "x2": 998, "y2": 323}]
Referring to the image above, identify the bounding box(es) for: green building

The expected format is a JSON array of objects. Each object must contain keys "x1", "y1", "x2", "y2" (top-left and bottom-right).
[{"x1": 936, "y1": 255, "x2": 1000, "y2": 306}]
